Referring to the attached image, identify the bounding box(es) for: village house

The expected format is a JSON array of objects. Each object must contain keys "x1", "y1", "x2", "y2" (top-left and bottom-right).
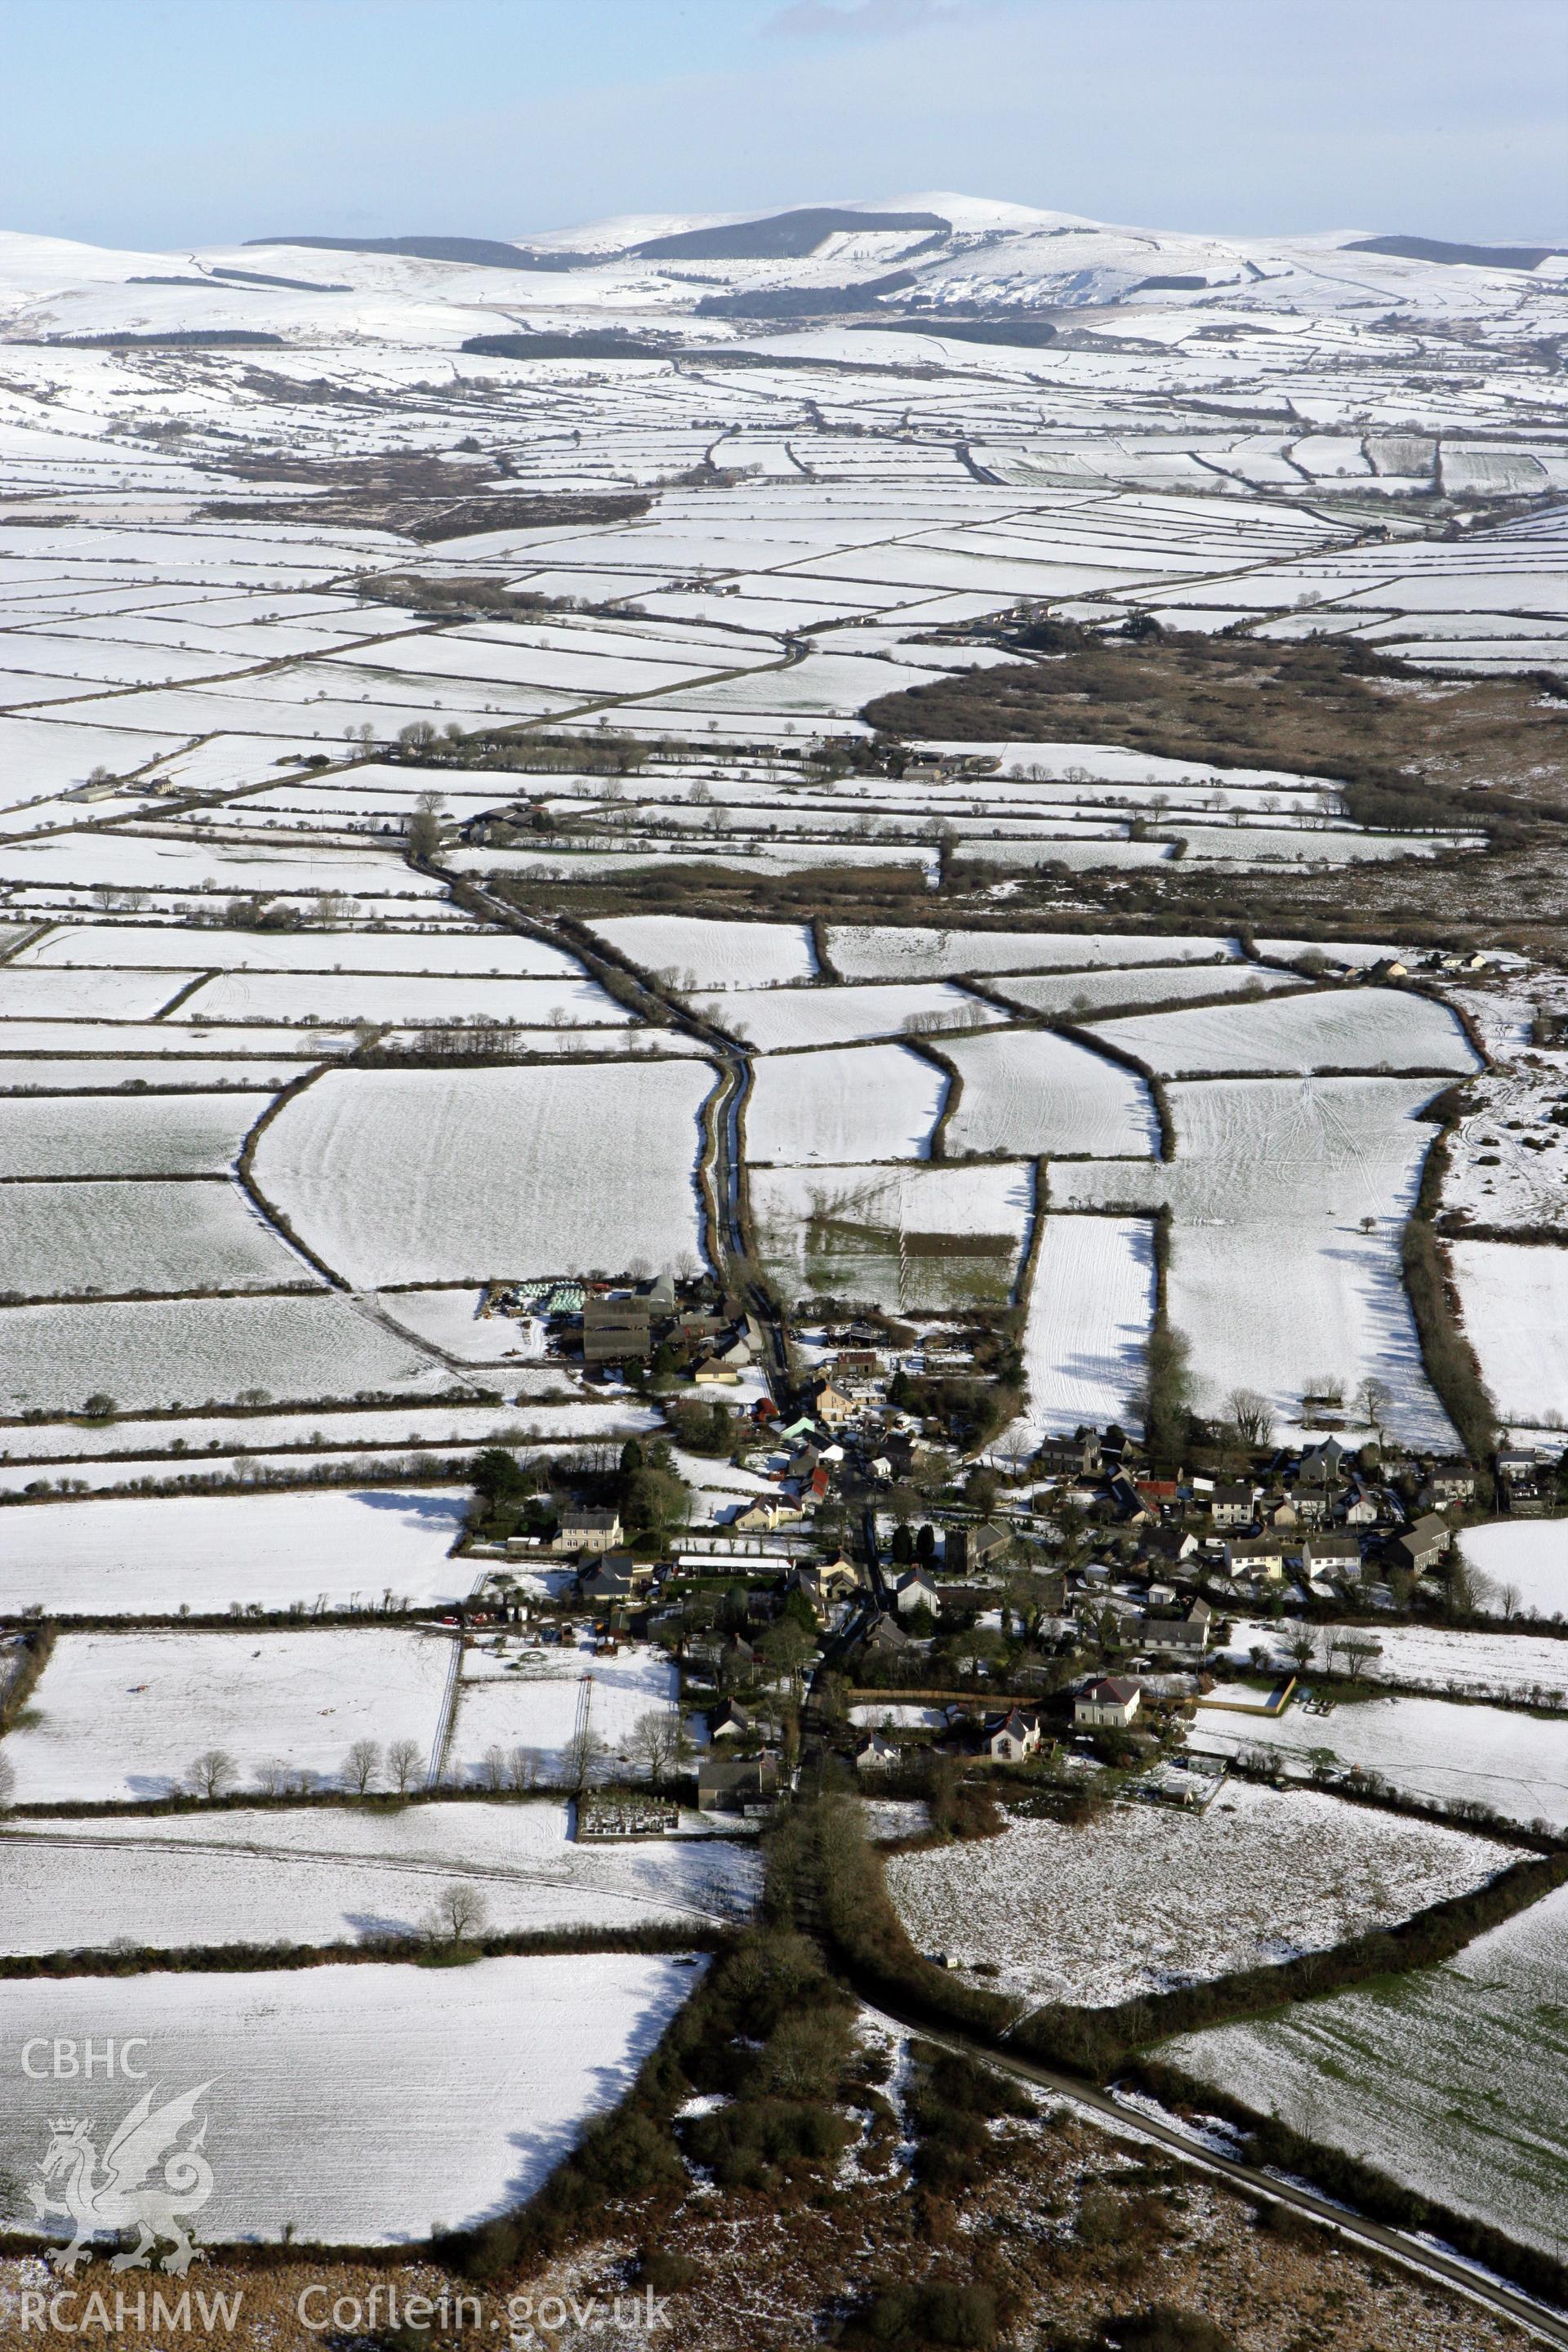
[
  {"x1": 553, "y1": 1507, "x2": 624, "y2": 1556},
  {"x1": 1419, "y1": 1460, "x2": 1476, "y2": 1511},
  {"x1": 1209, "y1": 1483, "x2": 1256, "y2": 1530},
  {"x1": 1302, "y1": 1532, "x2": 1363, "y2": 1581},
  {"x1": 861, "y1": 1612, "x2": 911, "y2": 1658},
  {"x1": 1223, "y1": 1535, "x2": 1285, "y2": 1579},
  {"x1": 732, "y1": 1497, "x2": 804, "y2": 1535},
  {"x1": 1395, "y1": 1512, "x2": 1453, "y2": 1574},
  {"x1": 1075, "y1": 1676, "x2": 1142, "y2": 1730},
  {"x1": 809, "y1": 1556, "x2": 865, "y2": 1606},
  {"x1": 892, "y1": 1567, "x2": 941, "y2": 1617},
  {"x1": 577, "y1": 1551, "x2": 657, "y2": 1606},
  {"x1": 1036, "y1": 1429, "x2": 1102, "y2": 1479},
  {"x1": 807, "y1": 1379, "x2": 857, "y2": 1431},
  {"x1": 983, "y1": 1707, "x2": 1042, "y2": 1763},
  {"x1": 697, "y1": 1752, "x2": 781, "y2": 1815},
  {"x1": 853, "y1": 1731, "x2": 898, "y2": 1772},
  {"x1": 707, "y1": 1698, "x2": 759, "y2": 1741}
]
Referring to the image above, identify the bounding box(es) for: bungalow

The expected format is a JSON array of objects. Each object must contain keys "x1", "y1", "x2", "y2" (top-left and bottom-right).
[
  {"x1": 862, "y1": 1612, "x2": 911, "y2": 1658},
  {"x1": 1138, "y1": 1598, "x2": 1212, "y2": 1656},
  {"x1": 983, "y1": 1707, "x2": 1042, "y2": 1763},
  {"x1": 1210, "y1": 1484, "x2": 1256, "y2": 1531},
  {"x1": 1302, "y1": 1533, "x2": 1363, "y2": 1581},
  {"x1": 553, "y1": 1508, "x2": 624, "y2": 1556},
  {"x1": 1223, "y1": 1536, "x2": 1285, "y2": 1580},
  {"x1": 1396, "y1": 1512, "x2": 1453, "y2": 1574},
  {"x1": 1075, "y1": 1676, "x2": 1142, "y2": 1730},
  {"x1": 1341, "y1": 1486, "x2": 1382, "y2": 1527},
  {"x1": 693, "y1": 1361, "x2": 742, "y2": 1388}
]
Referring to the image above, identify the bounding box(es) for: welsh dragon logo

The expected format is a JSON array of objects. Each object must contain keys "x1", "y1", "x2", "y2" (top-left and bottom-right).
[{"x1": 29, "y1": 2083, "x2": 216, "y2": 2274}]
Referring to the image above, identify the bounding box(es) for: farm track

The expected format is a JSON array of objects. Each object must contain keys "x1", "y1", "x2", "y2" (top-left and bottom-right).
[{"x1": 860, "y1": 2000, "x2": 1568, "y2": 2351}]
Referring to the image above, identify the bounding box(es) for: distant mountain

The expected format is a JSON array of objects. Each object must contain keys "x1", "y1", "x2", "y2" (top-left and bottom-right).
[
  {"x1": 630, "y1": 207, "x2": 949, "y2": 260},
  {"x1": 247, "y1": 234, "x2": 554, "y2": 271},
  {"x1": 1345, "y1": 234, "x2": 1567, "y2": 272}
]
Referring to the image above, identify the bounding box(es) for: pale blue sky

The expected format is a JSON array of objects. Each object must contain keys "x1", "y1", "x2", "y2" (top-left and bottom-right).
[{"x1": 1, "y1": 0, "x2": 1563, "y2": 252}]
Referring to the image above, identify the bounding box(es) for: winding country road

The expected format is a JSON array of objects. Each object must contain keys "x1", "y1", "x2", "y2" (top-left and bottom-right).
[{"x1": 861, "y1": 2000, "x2": 1568, "y2": 2350}]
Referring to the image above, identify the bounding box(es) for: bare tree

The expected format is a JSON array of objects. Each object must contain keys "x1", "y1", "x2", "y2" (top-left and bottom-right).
[
  {"x1": 1227, "y1": 1388, "x2": 1275, "y2": 1446},
  {"x1": 256, "y1": 1758, "x2": 291, "y2": 1797},
  {"x1": 563, "y1": 1720, "x2": 608, "y2": 1796},
  {"x1": 188, "y1": 1748, "x2": 237, "y2": 1801},
  {"x1": 1286, "y1": 1628, "x2": 1318, "y2": 1676},
  {"x1": 630, "y1": 1708, "x2": 689, "y2": 1792},
  {"x1": 431, "y1": 1882, "x2": 488, "y2": 1944},
  {"x1": 1356, "y1": 1377, "x2": 1391, "y2": 1437},
  {"x1": 0, "y1": 1752, "x2": 14, "y2": 1811},
  {"x1": 506, "y1": 1744, "x2": 539, "y2": 1792},
  {"x1": 345, "y1": 1739, "x2": 381, "y2": 1796},
  {"x1": 386, "y1": 1735, "x2": 424, "y2": 1797},
  {"x1": 1340, "y1": 1635, "x2": 1380, "y2": 1684},
  {"x1": 479, "y1": 1743, "x2": 510, "y2": 1793}
]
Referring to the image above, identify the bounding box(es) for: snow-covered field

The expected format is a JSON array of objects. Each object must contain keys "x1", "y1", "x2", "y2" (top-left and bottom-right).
[
  {"x1": 0, "y1": 1953, "x2": 700, "y2": 2243},
  {"x1": 0, "y1": 1176, "x2": 314, "y2": 1298},
  {"x1": 1091, "y1": 988, "x2": 1479, "y2": 1078},
  {"x1": 1459, "y1": 1521, "x2": 1568, "y2": 1623},
  {"x1": 1222, "y1": 1617, "x2": 1568, "y2": 1704},
  {"x1": 1052, "y1": 1077, "x2": 1453, "y2": 1444},
  {"x1": 5, "y1": 1627, "x2": 457, "y2": 1803},
  {"x1": 589, "y1": 913, "x2": 815, "y2": 988},
  {"x1": 828, "y1": 929, "x2": 1242, "y2": 982},
  {"x1": 175, "y1": 969, "x2": 626, "y2": 1028},
  {"x1": 448, "y1": 1630, "x2": 679, "y2": 1785},
  {"x1": 0, "y1": 1290, "x2": 456, "y2": 1413},
  {"x1": 1451, "y1": 1241, "x2": 1568, "y2": 1427},
  {"x1": 695, "y1": 979, "x2": 1003, "y2": 1053},
  {"x1": 885, "y1": 1782, "x2": 1511, "y2": 2007},
  {"x1": 743, "y1": 1040, "x2": 943, "y2": 1163},
  {"x1": 0, "y1": 1800, "x2": 760, "y2": 1953},
  {"x1": 0, "y1": 1090, "x2": 257, "y2": 1176},
  {"x1": 942, "y1": 1026, "x2": 1158, "y2": 1157},
  {"x1": 1166, "y1": 1880, "x2": 1568, "y2": 2257},
  {"x1": 0, "y1": 1486, "x2": 473, "y2": 1615},
  {"x1": 253, "y1": 1058, "x2": 715, "y2": 1285},
  {"x1": 1012, "y1": 1213, "x2": 1153, "y2": 1437},
  {"x1": 23, "y1": 921, "x2": 577, "y2": 977},
  {"x1": 1187, "y1": 1691, "x2": 1568, "y2": 1830},
  {"x1": 989, "y1": 964, "x2": 1302, "y2": 1019}
]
